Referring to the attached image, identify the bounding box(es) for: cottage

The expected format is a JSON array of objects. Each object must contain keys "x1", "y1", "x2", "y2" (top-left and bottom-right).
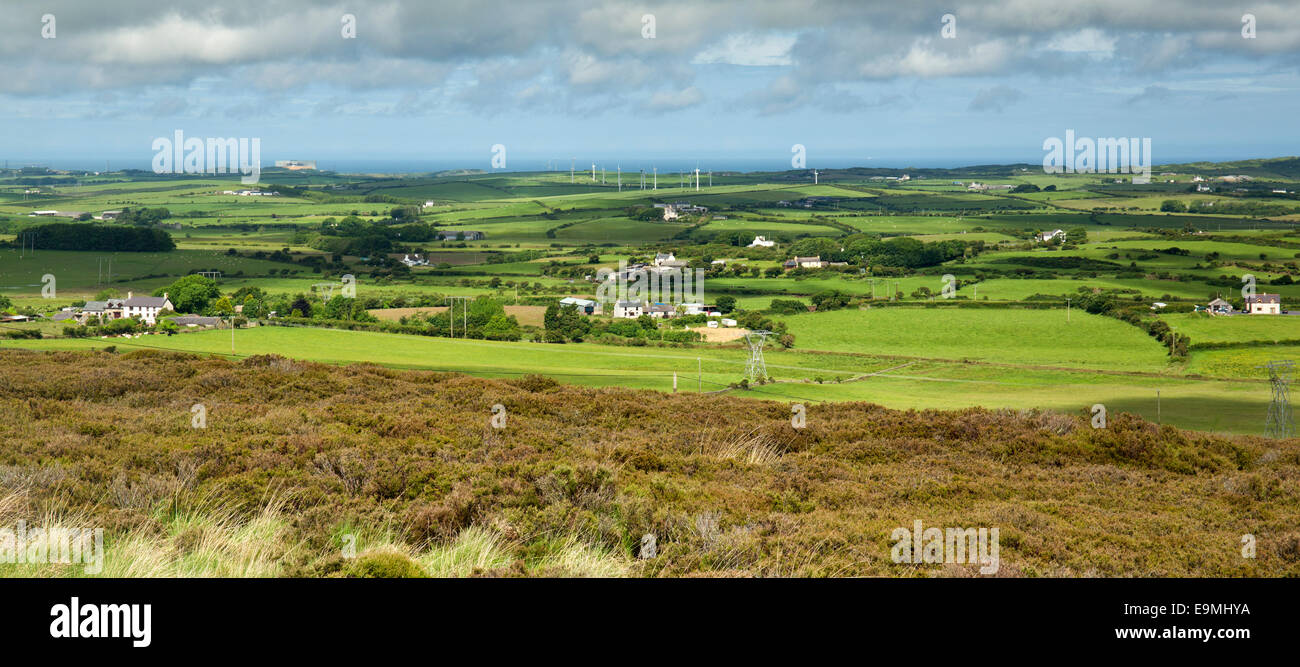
[
  {"x1": 653, "y1": 252, "x2": 676, "y2": 266},
  {"x1": 1040, "y1": 229, "x2": 1066, "y2": 243},
  {"x1": 120, "y1": 292, "x2": 174, "y2": 325},
  {"x1": 613, "y1": 301, "x2": 644, "y2": 319},
  {"x1": 1245, "y1": 294, "x2": 1282, "y2": 315},
  {"x1": 645, "y1": 304, "x2": 676, "y2": 319},
  {"x1": 748, "y1": 236, "x2": 776, "y2": 248},
  {"x1": 78, "y1": 299, "x2": 124, "y2": 324}
]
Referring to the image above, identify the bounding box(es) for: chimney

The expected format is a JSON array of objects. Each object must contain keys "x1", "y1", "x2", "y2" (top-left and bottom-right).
[
  {"x1": 163, "y1": 292, "x2": 169, "y2": 301},
  {"x1": 127, "y1": 291, "x2": 133, "y2": 300}
]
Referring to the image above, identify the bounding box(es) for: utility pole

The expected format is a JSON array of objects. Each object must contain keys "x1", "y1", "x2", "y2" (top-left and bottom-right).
[
  {"x1": 698, "y1": 357, "x2": 702, "y2": 392},
  {"x1": 1066, "y1": 298, "x2": 1071, "y2": 323}
]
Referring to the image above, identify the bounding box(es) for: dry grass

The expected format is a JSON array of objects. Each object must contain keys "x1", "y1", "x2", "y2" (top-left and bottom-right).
[{"x1": 1, "y1": 348, "x2": 1298, "y2": 577}]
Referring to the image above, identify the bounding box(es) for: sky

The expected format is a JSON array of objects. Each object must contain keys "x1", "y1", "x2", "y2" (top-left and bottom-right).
[{"x1": 1, "y1": 0, "x2": 1298, "y2": 172}]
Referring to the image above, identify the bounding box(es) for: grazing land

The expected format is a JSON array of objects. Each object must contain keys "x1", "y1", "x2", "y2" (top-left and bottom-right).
[{"x1": 3, "y1": 160, "x2": 1299, "y2": 441}]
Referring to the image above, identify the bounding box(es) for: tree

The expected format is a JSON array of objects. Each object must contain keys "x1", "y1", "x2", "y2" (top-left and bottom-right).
[
  {"x1": 715, "y1": 295, "x2": 736, "y2": 314},
  {"x1": 289, "y1": 296, "x2": 313, "y2": 318},
  {"x1": 1160, "y1": 199, "x2": 1187, "y2": 213},
  {"x1": 482, "y1": 314, "x2": 521, "y2": 341},
  {"x1": 157, "y1": 275, "x2": 219, "y2": 314}
]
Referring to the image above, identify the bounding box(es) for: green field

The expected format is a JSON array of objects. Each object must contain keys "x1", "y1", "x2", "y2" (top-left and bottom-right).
[{"x1": 4, "y1": 164, "x2": 1298, "y2": 438}]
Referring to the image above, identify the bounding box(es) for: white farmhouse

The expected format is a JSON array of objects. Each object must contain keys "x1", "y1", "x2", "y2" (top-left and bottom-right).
[
  {"x1": 1040, "y1": 229, "x2": 1066, "y2": 243},
  {"x1": 748, "y1": 236, "x2": 776, "y2": 248},
  {"x1": 613, "y1": 301, "x2": 644, "y2": 318},
  {"x1": 121, "y1": 292, "x2": 174, "y2": 325},
  {"x1": 1245, "y1": 294, "x2": 1282, "y2": 315}
]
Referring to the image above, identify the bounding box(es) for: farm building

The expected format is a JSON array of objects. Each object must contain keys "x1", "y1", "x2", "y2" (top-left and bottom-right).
[
  {"x1": 558, "y1": 297, "x2": 599, "y2": 315},
  {"x1": 646, "y1": 304, "x2": 676, "y2": 319},
  {"x1": 1245, "y1": 294, "x2": 1282, "y2": 315},
  {"x1": 748, "y1": 236, "x2": 776, "y2": 248},
  {"x1": 170, "y1": 316, "x2": 222, "y2": 328},
  {"x1": 1207, "y1": 298, "x2": 1233, "y2": 314},
  {"x1": 1040, "y1": 229, "x2": 1066, "y2": 243}
]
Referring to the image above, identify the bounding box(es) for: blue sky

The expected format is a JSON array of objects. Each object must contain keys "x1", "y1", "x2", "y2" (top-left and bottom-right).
[{"x1": 2, "y1": 0, "x2": 1298, "y2": 171}]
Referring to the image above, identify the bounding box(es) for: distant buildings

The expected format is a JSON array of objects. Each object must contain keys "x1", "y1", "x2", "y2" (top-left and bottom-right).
[
  {"x1": 1040, "y1": 229, "x2": 1066, "y2": 243},
  {"x1": 274, "y1": 160, "x2": 317, "y2": 170},
  {"x1": 748, "y1": 235, "x2": 775, "y2": 248},
  {"x1": 399, "y1": 254, "x2": 429, "y2": 267},
  {"x1": 1207, "y1": 298, "x2": 1233, "y2": 314},
  {"x1": 784, "y1": 256, "x2": 824, "y2": 269},
  {"x1": 220, "y1": 189, "x2": 279, "y2": 196},
  {"x1": 653, "y1": 202, "x2": 707, "y2": 220},
  {"x1": 435, "y1": 230, "x2": 485, "y2": 241}
]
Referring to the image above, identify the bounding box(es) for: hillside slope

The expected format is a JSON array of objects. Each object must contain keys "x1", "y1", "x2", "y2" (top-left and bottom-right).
[{"x1": 0, "y1": 349, "x2": 1296, "y2": 577}]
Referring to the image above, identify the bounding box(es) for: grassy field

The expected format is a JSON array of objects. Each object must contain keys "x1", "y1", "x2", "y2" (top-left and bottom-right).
[
  {"x1": 1167, "y1": 312, "x2": 1300, "y2": 344},
  {"x1": 781, "y1": 307, "x2": 1171, "y2": 370}
]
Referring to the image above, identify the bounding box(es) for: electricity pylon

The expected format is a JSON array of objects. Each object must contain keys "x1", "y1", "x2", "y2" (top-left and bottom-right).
[
  {"x1": 743, "y1": 330, "x2": 772, "y2": 383},
  {"x1": 1260, "y1": 360, "x2": 1295, "y2": 438}
]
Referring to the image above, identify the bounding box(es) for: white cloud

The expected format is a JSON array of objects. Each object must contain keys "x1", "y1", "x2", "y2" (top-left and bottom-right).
[{"x1": 692, "y1": 33, "x2": 796, "y2": 66}]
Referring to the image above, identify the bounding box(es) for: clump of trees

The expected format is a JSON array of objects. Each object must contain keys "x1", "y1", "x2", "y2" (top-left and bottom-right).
[{"x1": 22, "y1": 222, "x2": 175, "y2": 251}]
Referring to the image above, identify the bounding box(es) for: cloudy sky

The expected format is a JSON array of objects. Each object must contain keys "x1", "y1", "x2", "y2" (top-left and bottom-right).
[{"x1": 2, "y1": 0, "x2": 1298, "y2": 171}]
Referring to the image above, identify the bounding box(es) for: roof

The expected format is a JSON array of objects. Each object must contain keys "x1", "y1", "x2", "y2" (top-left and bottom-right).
[
  {"x1": 559, "y1": 297, "x2": 596, "y2": 307},
  {"x1": 1208, "y1": 298, "x2": 1232, "y2": 306},
  {"x1": 170, "y1": 316, "x2": 221, "y2": 326},
  {"x1": 122, "y1": 296, "x2": 171, "y2": 308},
  {"x1": 615, "y1": 301, "x2": 642, "y2": 308},
  {"x1": 646, "y1": 304, "x2": 675, "y2": 312},
  {"x1": 657, "y1": 260, "x2": 689, "y2": 268},
  {"x1": 795, "y1": 256, "x2": 821, "y2": 263},
  {"x1": 1246, "y1": 294, "x2": 1281, "y2": 304},
  {"x1": 50, "y1": 312, "x2": 76, "y2": 321}
]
